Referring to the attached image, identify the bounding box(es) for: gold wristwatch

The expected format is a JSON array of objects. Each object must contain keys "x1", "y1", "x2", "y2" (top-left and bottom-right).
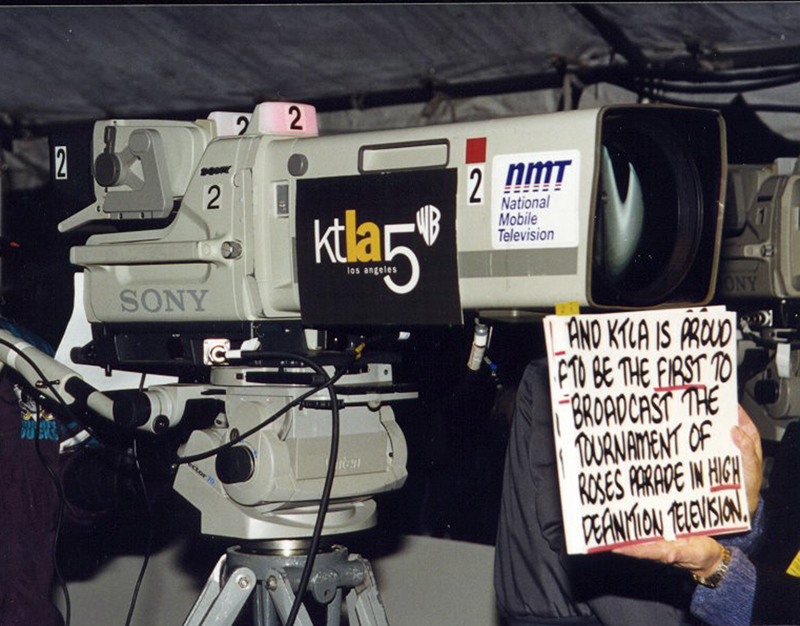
[{"x1": 693, "y1": 546, "x2": 732, "y2": 588}]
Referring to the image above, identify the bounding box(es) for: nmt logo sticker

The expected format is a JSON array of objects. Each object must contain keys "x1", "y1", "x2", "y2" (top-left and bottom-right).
[
  {"x1": 491, "y1": 150, "x2": 581, "y2": 249},
  {"x1": 296, "y1": 169, "x2": 461, "y2": 325}
]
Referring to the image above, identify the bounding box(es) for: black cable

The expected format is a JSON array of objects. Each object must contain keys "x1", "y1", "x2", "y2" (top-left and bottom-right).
[
  {"x1": 613, "y1": 89, "x2": 728, "y2": 110},
  {"x1": 170, "y1": 347, "x2": 358, "y2": 624},
  {"x1": 602, "y1": 63, "x2": 800, "y2": 86},
  {"x1": 650, "y1": 64, "x2": 800, "y2": 84},
  {"x1": 172, "y1": 351, "x2": 355, "y2": 466},
  {"x1": 623, "y1": 71, "x2": 800, "y2": 95},
  {"x1": 33, "y1": 402, "x2": 71, "y2": 626},
  {"x1": 124, "y1": 437, "x2": 153, "y2": 626},
  {"x1": 4, "y1": 334, "x2": 355, "y2": 624},
  {"x1": 0, "y1": 337, "x2": 79, "y2": 424},
  {"x1": 1, "y1": 333, "x2": 351, "y2": 626},
  {"x1": 282, "y1": 352, "x2": 352, "y2": 626}
]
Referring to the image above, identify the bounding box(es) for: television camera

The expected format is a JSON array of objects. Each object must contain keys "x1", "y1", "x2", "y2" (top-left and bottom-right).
[
  {"x1": 718, "y1": 158, "x2": 800, "y2": 442},
  {"x1": 7, "y1": 101, "x2": 726, "y2": 624}
]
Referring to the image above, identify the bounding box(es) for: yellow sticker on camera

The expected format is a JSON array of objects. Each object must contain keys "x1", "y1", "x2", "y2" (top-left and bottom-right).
[
  {"x1": 555, "y1": 301, "x2": 580, "y2": 316},
  {"x1": 788, "y1": 547, "x2": 800, "y2": 578}
]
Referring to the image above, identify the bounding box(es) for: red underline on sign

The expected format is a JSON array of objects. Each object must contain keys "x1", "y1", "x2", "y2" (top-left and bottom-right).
[
  {"x1": 654, "y1": 384, "x2": 706, "y2": 393},
  {"x1": 710, "y1": 483, "x2": 741, "y2": 492},
  {"x1": 587, "y1": 536, "x2": 665, "y2": 553},
  {"x1": 677, "y1": 526, "x2": 750, "y2": 539}
]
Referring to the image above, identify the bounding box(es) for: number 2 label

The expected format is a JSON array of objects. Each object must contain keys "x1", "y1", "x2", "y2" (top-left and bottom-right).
[
  {"x1": 54, "y1": 146, "x2": 68, "y2": 180},
  {"x1": 205, "y1": 184, "x2": 222, "y2": 210},
  {"x1": 256, "y1": 102, "x2": 318, "y2": 136},
  {"x1": 467, "y1": 165, "x2": 485, "y2": 205}
]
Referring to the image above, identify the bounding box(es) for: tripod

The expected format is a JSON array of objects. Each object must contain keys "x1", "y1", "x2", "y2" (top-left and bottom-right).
[{"x1": 183, "y1": 540, "x2": 389, "y2": 626}]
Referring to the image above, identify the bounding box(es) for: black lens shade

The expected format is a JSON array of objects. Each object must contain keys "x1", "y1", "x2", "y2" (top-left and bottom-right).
[{"x1": 592, "y1": 108, "x2": 723, "y2": 307}]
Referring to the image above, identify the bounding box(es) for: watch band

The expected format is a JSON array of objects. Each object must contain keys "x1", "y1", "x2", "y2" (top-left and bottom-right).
[{"x1": 693, "y1": 546, "x2": 732, "y2": 588}]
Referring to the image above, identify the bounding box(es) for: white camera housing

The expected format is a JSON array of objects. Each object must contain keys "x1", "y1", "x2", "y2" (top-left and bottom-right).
[{"x1": 63, "y1": 102, "x2": 725, "y2": 343}]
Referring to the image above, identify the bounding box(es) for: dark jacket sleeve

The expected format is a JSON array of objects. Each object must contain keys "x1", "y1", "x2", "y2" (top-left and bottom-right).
[
  {"x1": 494, "y1": 359, "x2": 692, "y2": 625},
  {"x1": 494, "y1": 359, "x2": 597, "y2": 620}
]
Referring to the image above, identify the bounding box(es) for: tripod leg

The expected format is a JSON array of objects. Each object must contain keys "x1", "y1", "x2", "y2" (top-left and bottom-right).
[
  {"x1": 183, "y1": 555, "x2": 257, "y2": 626},
  {"x1": 346, "y1": 557, "x2": 389, "y2": 626},
  {"x1": 325, "y1": 588, "x2": 343, "y2": 626},
  {"x1": 253, "y1": 582, "x2": 281, "y2": 626},
  {"x1": 265, "y1": 568, "x2": 314, "y2": 626}
]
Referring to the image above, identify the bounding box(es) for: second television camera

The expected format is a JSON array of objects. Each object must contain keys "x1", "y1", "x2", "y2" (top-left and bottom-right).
[{"x1": 718, "y1": 158, "x2": 800, "y2": 440}]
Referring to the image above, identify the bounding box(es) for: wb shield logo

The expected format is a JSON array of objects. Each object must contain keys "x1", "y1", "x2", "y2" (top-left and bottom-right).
[{"x1": 416, "y1": 204, "x2": 441, "y2": 246}]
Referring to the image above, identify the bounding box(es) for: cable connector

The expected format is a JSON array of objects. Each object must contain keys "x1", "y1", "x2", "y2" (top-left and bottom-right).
[
  {"x1": 225, "y1": 337, "x2": 262, "y2": 361},
  {"x1": 467, "y1": 323, "x2": 491, "y2": 371}
]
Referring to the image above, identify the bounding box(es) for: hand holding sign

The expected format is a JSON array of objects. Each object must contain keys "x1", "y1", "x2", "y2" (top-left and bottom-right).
[
  {"x1": 613, "y1": 535, "x2": 727, "y2": 577},
  {"x1": 544, "y1": 307, "x2": 750, "y2": 554},
  {"x1": 612, "y1": 406, "x2": 762, "y2": 577},
  {"x1": 731, "y1": 405, "x2": 764, "y2": 516}
]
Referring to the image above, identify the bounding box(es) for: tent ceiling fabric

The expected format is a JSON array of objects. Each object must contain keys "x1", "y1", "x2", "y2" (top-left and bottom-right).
[
  {"x1": 0, "y1": 4, "x2": 607, "y2": 124},
  {"x1": 3, "y1": 3, "x2": 800, "y2": 132}
]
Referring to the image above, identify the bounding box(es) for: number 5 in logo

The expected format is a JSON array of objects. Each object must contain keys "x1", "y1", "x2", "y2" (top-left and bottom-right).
[
  {"x1": 416, "y1": 204, "x2": 441, "y2": 246},
  {"x1": 383, "y1": 224, "x2": 420, "y2": 295}
]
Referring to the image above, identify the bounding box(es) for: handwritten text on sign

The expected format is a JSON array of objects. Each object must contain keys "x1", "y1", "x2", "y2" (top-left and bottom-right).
[{"x1": 544, "y1": 307, "x2": 750, "y2": 554}]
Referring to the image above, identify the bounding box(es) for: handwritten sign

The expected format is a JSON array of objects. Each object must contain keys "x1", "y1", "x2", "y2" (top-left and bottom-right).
[{"x1": 544, "y1": 307, "x2": 750, "y2": 554}]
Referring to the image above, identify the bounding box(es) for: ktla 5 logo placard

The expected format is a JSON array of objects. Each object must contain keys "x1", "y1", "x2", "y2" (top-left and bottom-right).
[{"x1": 313, "y1": 204, "x2": 442, "y2": 295}]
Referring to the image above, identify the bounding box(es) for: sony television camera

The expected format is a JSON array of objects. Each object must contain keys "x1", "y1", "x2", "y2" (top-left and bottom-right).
[
  {"x1": 13, "y1": 100, "x2": 728, "y2": 624},
  {"x1": 44, "y1": 101, "x2": 729, "y2": 538},
  {"x1": 718, "y1": 158, "x2": 800, "y2": 441}
]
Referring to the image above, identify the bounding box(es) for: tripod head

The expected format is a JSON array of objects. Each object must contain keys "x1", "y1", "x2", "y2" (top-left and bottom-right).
[{"x1": 173, "y1": 357, "x2": 412, "y2": 540}]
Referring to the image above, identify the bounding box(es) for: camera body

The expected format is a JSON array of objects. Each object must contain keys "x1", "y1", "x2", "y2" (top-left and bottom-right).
[
  {"x1": 48, "y1": 102, "x2": 729, "y2": 538},
  {"x1": 718, "y1": 159, "x2": 800, "y2": 439},
  {"x1": 718, "y1": 160, "x2": 800, "y2": 301},
  {"x1": 60, "y1": 103, "x2": 726, "y2": 376}
]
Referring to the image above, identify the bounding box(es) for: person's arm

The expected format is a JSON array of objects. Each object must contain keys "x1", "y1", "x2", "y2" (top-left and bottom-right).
[
  {"x1": 690, "y1": 546, "x2": 756, "y2": 626},
  {"x1": 612, "y1": 406, "x2": 764, "y2": 625}
]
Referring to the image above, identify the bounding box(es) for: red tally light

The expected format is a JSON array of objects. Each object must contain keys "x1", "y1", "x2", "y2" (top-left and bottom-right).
[{"x1": 466, "y1": 137, "x2": 486, "y2": 164}]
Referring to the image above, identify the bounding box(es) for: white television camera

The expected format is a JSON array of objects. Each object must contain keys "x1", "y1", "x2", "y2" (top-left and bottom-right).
[
  {"x1": 10, "y1": 101, "x2": 725, "y2": 624},
  {"x1": 718, "y1": 158, "x2": 800, "y2": 440},
  {"x1": 61, "y1": 101, "x2": 725, "y2": 333},
  {"x1": 46, "y1": 100, "x2": 731, "y2": 534}
]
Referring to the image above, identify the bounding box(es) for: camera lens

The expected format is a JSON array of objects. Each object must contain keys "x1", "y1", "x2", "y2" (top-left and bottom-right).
[{"x1": 592, "y1": 109, "x2": 720, "y2": 307}]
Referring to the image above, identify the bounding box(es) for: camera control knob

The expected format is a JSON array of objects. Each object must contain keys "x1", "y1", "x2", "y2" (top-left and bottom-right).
[
  {"x1": 754, "y1": 379, "x2": 780, "y2": 405},
  {"x1": 215, "y1": 446, "x2": 256, "y2": 484},
  {"x1": 94, "y1": 152, "x2": 123, "y2": 187}
]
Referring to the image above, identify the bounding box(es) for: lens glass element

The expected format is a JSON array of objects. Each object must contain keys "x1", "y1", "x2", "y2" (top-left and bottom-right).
[{"x1": 592, "y1": 110, "x2": 715, "y2": 307}]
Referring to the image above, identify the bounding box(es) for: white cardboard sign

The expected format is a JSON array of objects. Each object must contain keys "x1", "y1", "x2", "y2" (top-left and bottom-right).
[{"x1": 544, "y1": 306, "x2": 750, "y2": 554}]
